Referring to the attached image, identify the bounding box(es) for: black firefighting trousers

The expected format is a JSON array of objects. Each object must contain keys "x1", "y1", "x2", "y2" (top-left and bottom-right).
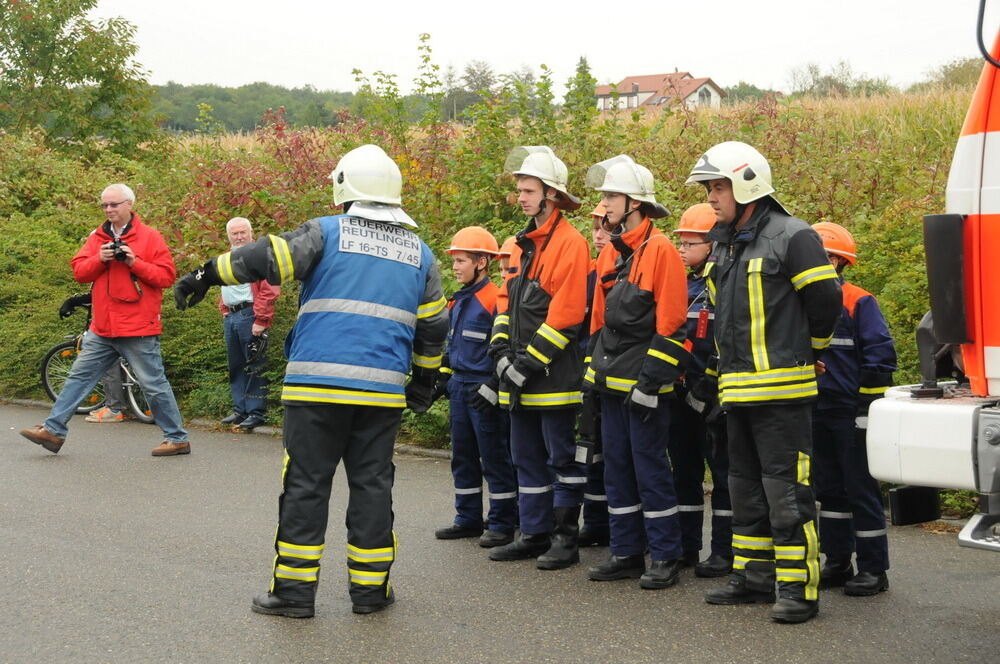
[
  {"x1": 727, "y1": 402, "x2": 820, "y2": 601},
  {"x1": 269, "y1": 403, "x2": 400, "y2": 609}
]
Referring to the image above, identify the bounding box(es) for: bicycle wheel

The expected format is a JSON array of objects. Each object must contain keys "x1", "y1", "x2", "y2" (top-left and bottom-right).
[
  {"x1": 40, "y1": 340, "x2": 105, "y2": 414},
  {"x1": 122, "y1": 362, "x2": 155, "y2": 424}
]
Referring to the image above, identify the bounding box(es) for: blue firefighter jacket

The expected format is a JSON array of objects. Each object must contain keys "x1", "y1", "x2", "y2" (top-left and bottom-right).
[{"x1": 446, "y1": 277, "x2": 498, "y2": 382}]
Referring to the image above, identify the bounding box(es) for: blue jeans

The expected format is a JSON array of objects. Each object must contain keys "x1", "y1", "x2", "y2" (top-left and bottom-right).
[
  {"x1": 44, "y1": 332, "x2": 188, "y2": 442},
  {"x1": 223, "y1": 307, "x2": 268, "y2": 417}
]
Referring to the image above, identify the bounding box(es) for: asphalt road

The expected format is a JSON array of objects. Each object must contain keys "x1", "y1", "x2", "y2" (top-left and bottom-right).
[{"x1": 1, "y1": 402, "x2": 999, "y2": 664}]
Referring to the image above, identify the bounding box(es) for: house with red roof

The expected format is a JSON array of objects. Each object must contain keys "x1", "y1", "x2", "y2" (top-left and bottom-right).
[{"x1": 595, "y1": 72, "x2": 725, "y2": 111}]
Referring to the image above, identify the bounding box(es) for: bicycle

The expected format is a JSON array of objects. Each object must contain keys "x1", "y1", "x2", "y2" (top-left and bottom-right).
[{"x1": 40, "y1": 305, "x2": 155, "y2": 424}]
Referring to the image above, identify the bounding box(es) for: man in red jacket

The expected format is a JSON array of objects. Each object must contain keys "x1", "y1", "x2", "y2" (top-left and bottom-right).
[{"x1": 20, "y1": 184, "x2": 190, "y2": 457}]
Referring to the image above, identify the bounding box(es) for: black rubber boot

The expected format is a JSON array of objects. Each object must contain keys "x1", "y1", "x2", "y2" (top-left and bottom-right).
[
  {"x1": 679, "y1": 551, "x2": 700, "y2": 567},
  {"x1": 434, "y1": 523, "x2": 484, "y2": 540},
  {"x1": 695, "y1": 553, "x2": 733, "y2": 578},
  {"x1": 251, "y1": 592, "x2": 314, "y2": 618},
  {"x1": 819, "y1": 554, "x2": 854, "y2": 589},
  {"x1": 537, "y1": 506, "x2": 581, "y2": 570},
  {"x1": 489, "y1": 532, "x2": 551, "y2": 561},
  {"x1": 770, "y1": 597, "x2": 819, "y2": 623},
  {"x1": 588, "y1": 555, "x2": 646, "y2": 581},
  {"x1": 704, "y1": 576, "x2": 776, "y2": 605},
  {"x1": 844, "y1": 571, "x2": 889, "y2": 596},
  {"x1": 478, "y1": 530, "x2": 514, "y2": 548},
  {"x1": 639, "y1": 559, "x2": 682, "y2": 589},
  {"x1": 577, "y1": 526, "x2": 610, "y2": 547}
]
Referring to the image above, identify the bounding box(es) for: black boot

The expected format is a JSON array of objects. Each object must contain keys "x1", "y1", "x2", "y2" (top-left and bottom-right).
[
  {"x1": 695, "y1": 553, "x2": 733, "y2": 578},
  {"x1": 536, "y1": 506, "x2": 581, "y2": 570},
  {"x1": 679, "y1": 550, "x2": 700, "y2": 567},
  {"x1": 489, "y1": 532, "x2": 551, "y2": 561},
  {"x1": 770, "y1": 597, "x2": 819, "y2": 623},
  {"x1": 251, "y1": 592, "x2": 314, "y2": 618},
  {"x1": 819, "y1": 554, "x2": 854, "y2": 589},
  {"x1": 588, "y1": 554, "x2": 646, "y2": 581},
  {"x1": 434, "y1": 523, "x2": 483, "y2": 540},
  {"x1": 844, "y1": 571, "x2": 889, "y2": 596},
  {"x1": 640, "y1": 559, "x2": 682, "y2": 589},
  {"x1": 478, "y1": 529, "x2": 514, "y2": 548},
  {"x1": 352, "y1": 587, "x2": 395, "y2": 615},
  {"x1": 577, "y1": 526, "x2": 610, "y2": 547},
  {"x1": 704, "y1": 576, "x2": 775, "y2": 605}
]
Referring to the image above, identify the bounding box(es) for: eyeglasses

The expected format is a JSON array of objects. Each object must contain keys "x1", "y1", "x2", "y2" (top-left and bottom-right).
[
  {"x1": 677, "y1": 241, "x2": 710, "y2": 250},
  {"x1": 100, "y1": 200, "x2": 128, "y2": 209}
]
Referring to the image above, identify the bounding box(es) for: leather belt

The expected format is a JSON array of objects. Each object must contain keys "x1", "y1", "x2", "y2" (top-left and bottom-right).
[{"x1": 227, "y1": 301, "x2": 252, "y2": 313}]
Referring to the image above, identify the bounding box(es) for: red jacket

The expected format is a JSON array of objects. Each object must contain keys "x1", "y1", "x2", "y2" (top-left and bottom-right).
[
  {"x1": 71, "y1": 213, "x2": 177, "y2": 337},
  {"x1": 217, "y1": 280, "x2": 281, "y2": 328}
]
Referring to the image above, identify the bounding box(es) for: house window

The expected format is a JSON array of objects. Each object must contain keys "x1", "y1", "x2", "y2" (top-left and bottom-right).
[{"x1": 698, "y1": 88, "x2": 712, "y2": 106}]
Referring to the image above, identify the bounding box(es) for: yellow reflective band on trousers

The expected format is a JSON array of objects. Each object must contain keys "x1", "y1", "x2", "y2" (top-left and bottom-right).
[
  {"x1": 280, "y1": 451, "x2": 291, "y2": 485},
  {"x1": 412, "y1": 353, "x2": 442, "y2": 369},
  {"x1": 774, "y1": 545, "x2": 806, "y2": 560},
  {"x1": 268, "y1": 234, "x2": 294, "y2": 283},
  {"x1": 747, "y1": 257, "x2": 769, "y2": 372},
  {"x1": 275, "y1": 563, "x2": 319, "y2": 582},
  {"x1": 776, "y1": 568, "x2": 808, "y2": 582},
  {"x1": 732, "y1": 534, "x2": 774, "y2": 551},
  {"x1": 733, "y1": 555, "x2": 773, "y2": 570},
  {"x1": 791, "y1": 263, "x2": 838, "y2": 291},
  {"x1": 281, "y1": 386, "x2": 406, "y2": 408},
  {"x1": 278, "y1": 540, "x2": 324, "y2": 561},
  {"x1": 347, "y1": 543, "x2": 395, "y2": 564},
  {"x1": 215, "y1": 252, "x2": 239, "y2": 285},
  {"x1": 537, "y1": 323, "x2": 569, "y2": 350},
  {"x1": 417, "y1": 297, "x2": 447, "y2": 319},
  {"x1": 349, "y1": 569, "x2": 388, "y2": 585},
  {"x1": 804, "y1": 520, "x2": 820, "y2": 600},
  {"x1": 796, "y1": 451, "x2": 811, "y2": 486}
]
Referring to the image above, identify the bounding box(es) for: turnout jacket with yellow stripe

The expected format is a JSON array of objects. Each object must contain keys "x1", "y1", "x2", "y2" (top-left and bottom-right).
[
  {"x1": 705, "y1": 201, "x2": 841, "y2": 406},
  {"x1": 213, "y1": 214, "x2": 448, "y2": 408}
]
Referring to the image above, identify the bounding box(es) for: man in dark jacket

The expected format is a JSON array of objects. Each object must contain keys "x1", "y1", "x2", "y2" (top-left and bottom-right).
[
  {"x1": 687, "y1": 142, "x2": 842, "y2": 623},
  {"x1": 20, "y1": 183, "x2": 189, "y2": 457}
]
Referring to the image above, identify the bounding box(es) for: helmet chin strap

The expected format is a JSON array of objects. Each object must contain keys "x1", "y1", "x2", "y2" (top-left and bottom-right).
[{"x1": 603, "y1": 195, "x2": 640, "y2": 232}]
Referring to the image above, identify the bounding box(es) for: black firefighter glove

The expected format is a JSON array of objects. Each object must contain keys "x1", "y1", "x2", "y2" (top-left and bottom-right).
[
  {"x1": 405, "y1": 365, "x2": 437, "y2": 413},
  {"x1": 626, "y1": 384, "x2": 659, "y2": 423},
  {"x1": 497, "y1": 358, "x2": 532, "y2": 411},
  {"x1": 685, "y1": 373, "x2": 719, "y2": 415},
  {"x1": 431, "y1": 371, "x2": 451, "y2": 404},
  {"x1": 59, "y1": 293, "x2": 92, "y2": 319},
  {"x1": 174, "y1": 260, "x2": 221, "y2": 310},
  {"x1": 470, "y1": 375, "x2": 501, "y2": 412},
  {"x1": 245, "y1": 331, "x2": 269, "y2": 375}
]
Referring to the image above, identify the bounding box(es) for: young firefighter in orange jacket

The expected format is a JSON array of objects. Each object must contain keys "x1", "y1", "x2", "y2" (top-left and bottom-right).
[
  {"x1": 473, "y1": 146, "x2": 590, "y2": 570},
  {"x1": 583, "y1": 155, "x2": 691, "y2": 589}
]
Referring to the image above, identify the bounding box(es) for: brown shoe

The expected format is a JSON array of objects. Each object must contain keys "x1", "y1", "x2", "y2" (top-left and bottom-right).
[
  {"x1": 20, "y1": 426, "x2": 65, "y2": 454},
  {"x1": 151, "y1": 441, "x2": 190, "y2": 456}
]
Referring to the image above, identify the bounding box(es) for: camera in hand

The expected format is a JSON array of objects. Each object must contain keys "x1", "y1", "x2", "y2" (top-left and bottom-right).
[{"x1": 112, "y1": 237, "x2": 129, "y2": 262}]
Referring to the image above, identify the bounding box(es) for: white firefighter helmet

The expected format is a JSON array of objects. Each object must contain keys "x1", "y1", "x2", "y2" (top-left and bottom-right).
[
  {"x1": 329, "y1": 144, "x2": 415, "y2": 226},
  {"x1": 585, "y1": 154, "x2": 669, "y2": 219},
  {"x1": 686, "y1": 141, "x2": 786, "y2": 212},
  {"x1": 504, "y1": 146, "x2": 581, "y2": 210}
]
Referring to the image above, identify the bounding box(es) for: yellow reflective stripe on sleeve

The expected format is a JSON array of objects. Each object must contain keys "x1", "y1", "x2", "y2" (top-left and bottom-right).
[
  {"x1": 705, "y1": 367, "x2": 718, "y2": 377},
  {"x1": 537, "y1": 323, "x2": 570, "y2": 350},
  {"x1": 526, "y1": 344, "x2": 550, "y2": 365},
  {"x1": 215, "y1": 252, "x2": 239, "y2": 285},
  {"x1": 281, "y1": 386, "x2": 406, "y2": 408},
  {"x1": 275, "y1": 564, "x2": 319, "y2": 582},
  {"x1": 440, "y1": 366, "x2": 453, "y2": 375},
  {"x1": 747, "y1": 257, "x2": 769, "y2": 372},
  {"x1": 859, "y1": 385, "x2": 889, "y2": 395},
  {"x1": 277, "y1": 540, "x2": 325, "y2": 560},
  {"x1": 417, "y1": 297, "x2": 447, "y2": 319},
  {"x1": 797, "y1": 451, "x2": 811, "y2": 486},
  {"x1": 811, "y1": 334, "x2": 833, "y2": 350},
  {"x1": 605, "y1": 376, "x2": 637, "y2": 391},
  {"x1": 584, "y1": 367, "x2": 596, "y2": 383},
  {"x1": 349, "y1": 569, "x2": 388, "y2": 585},
  {"x1": 791, "y1": 264, "x2": 838, "y2": 291},
  {"x1": 412, "y1": 354, "x2": 442, "y2": 369},
  {"x1": 268, "y1": 234, "x2": 294, "y2": 283},
  {"x1": 491, "y1": 332, "x2": 509, "y2": 344},
  {"x1": 647, "y1": 348, "x2": 680, "y2": 366},
  {"x1": 495, "y1": 314, "x2": 510, "y2": 326},
  {"x1": 347, "y1": 543, "x2": 395, "y2": 563},
  {"x1": 584, "y1": 356, "x2": 592, "y2": 364}
]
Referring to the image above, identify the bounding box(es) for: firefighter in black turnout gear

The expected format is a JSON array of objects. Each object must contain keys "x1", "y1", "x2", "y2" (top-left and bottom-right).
[{"x1": 686, "y1": 141, "x2": 841, "y2": 624}]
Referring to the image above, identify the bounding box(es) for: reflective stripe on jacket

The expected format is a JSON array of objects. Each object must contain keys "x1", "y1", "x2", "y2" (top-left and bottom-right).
[
  {"x1": 816, "y1": 280, "x2": 896, "y2": 411},
  {"x1": 586, "y1": 217, "x2": 689, "y2": 396},
  {"x1": 446, "y1": 277, "x2": 498, "y2": 381},
  {"x1": 491, "y1": 209, "x2": 589, "y2": 408},
  {"x1": 214, "y1": 214, "x2": 448, "y2": 407},
  {"x1": 705, "y1": 201, "x2": 842, "y2": 406}
]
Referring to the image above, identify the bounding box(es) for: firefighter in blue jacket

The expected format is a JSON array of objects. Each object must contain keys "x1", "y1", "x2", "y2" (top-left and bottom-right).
[
  {"x1": 669, "y1": 203, "x2": 733, "y2": 578},
  {"x1": 811, "y1": 222, "x2": 896, "y2": 597},
  {"x1": 434, "y1": 226, "x2": 519, "y2": 548},
  {"x1": 174, "y1": 144, "x2": 448, "y2": 617},
  {"x1": 687, "y1": 141, "x2": 842, "y2": 623}
]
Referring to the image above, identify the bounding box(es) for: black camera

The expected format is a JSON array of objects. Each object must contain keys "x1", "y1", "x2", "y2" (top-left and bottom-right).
[{"x1": 112, "y1": 237, "x2": 129, "y2": 262}]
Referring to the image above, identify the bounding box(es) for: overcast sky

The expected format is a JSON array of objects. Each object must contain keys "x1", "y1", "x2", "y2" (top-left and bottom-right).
[{"x1": 91, "y1": 0, "x2": 996, "y2": 95}]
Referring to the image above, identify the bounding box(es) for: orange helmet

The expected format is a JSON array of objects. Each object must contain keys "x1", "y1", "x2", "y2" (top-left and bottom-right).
[
  {"x1": 590, "y1": 201, "x2": 607, "y2": 219},
  {"x1": 497, "y1": 236, "x2": 517, "y2": 258},
  {"x1": 674, "y1": 203, "x2": 717, "y2": 234},
  {"x1": 448, "y1": 226, "x2": 499, "y2": 256},
  {"x1": 812, "y1": 222, "x2": 857, "y2": 265}
]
